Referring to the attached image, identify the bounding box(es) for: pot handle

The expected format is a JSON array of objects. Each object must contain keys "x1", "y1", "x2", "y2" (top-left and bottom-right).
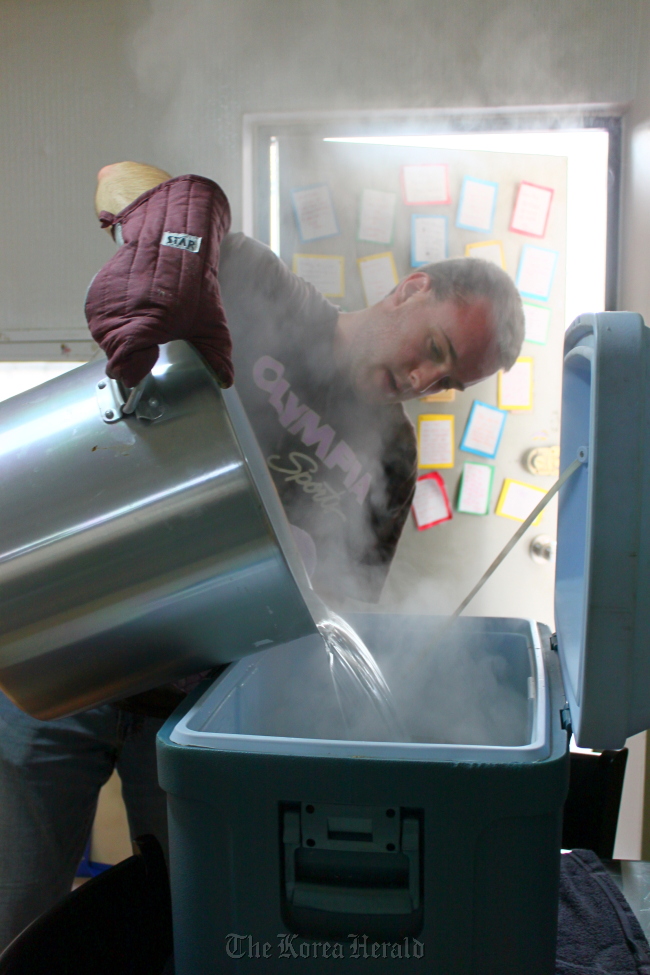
[{"x1": 121, "y1": 379, "x2": 147, "y2": 415}]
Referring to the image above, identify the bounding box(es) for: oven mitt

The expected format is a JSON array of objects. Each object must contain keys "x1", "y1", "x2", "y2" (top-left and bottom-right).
[{"x1": 85, "y1": 174, "x2": 234, "y2": 389}]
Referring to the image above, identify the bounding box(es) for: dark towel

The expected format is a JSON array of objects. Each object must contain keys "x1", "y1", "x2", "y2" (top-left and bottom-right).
[
  {"x1": 557, "y1": 849, "x2": 650, "y2": 974},
  {"x1": 86, "y1": 174, "x2": 233, "y2": 389}
]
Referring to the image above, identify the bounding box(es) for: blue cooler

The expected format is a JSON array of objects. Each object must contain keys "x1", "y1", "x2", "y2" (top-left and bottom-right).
[{"x1": 157, "y1": 312, "x2": 650, "y2": 974}]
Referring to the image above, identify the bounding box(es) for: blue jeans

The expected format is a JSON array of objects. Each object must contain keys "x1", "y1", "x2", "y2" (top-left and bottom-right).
[{"x1": 0, "y1": 691, "x2": 168, "y2": 951}]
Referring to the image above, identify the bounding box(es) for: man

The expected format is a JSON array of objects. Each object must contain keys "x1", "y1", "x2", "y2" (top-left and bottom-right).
[
  {"x1": 217, "y1": 235, "x2": 518, "y2": 602},
  {"x1": 88, "y1": 163, "x2": 522, "y2": 602},
  {"x1": 0, "y1": 163, "x2": 523, "y2": 949}
]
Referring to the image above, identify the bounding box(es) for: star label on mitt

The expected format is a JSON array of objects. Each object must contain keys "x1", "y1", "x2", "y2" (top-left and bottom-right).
[{"x1": 160, "y1": 231, "x2": 202, "y2": 253}]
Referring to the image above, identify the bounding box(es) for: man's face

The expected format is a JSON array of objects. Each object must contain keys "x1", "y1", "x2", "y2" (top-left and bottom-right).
[{"x1": 346, "y1": 275, "x2": 502, "y2": 404}]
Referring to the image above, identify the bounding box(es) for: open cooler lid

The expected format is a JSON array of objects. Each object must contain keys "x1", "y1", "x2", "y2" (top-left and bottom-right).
[{"x1": 555, "y1": 312, "x2": 650, "y2": 749}]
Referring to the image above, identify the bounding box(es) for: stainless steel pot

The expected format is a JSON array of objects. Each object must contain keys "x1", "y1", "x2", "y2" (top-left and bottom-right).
[{"x1": 0, "y1": 341, "x2": 323, "y2": 718}]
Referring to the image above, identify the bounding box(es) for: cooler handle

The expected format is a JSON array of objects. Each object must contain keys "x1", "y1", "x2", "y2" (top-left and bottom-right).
[{"x1": 282, "y1": 805, "x2": 420, "y2": 918}]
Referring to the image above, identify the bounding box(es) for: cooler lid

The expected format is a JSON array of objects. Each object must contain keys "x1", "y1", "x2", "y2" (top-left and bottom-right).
[{"x1": 555, "y1": 312, "x2": 650, "y2": 749}]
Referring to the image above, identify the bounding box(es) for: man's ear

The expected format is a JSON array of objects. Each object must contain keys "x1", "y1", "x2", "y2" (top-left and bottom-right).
[{"x1": 393, "y1": 272, "x2": 433, "y2": 303}]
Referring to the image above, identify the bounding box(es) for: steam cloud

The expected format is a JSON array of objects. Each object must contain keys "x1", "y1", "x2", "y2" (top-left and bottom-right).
[{"x1": 126, "y1": 0, "x2": 587, "y2": 745}]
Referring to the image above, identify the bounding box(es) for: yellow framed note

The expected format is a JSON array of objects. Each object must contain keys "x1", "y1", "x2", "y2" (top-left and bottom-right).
[
  {"x1": 357, "y1": 252, "x2": 399, "y2": 307},
  {"x1": 417, "y1": 414, "x2": 454, "y2": 469},
  {"x1": 495, "y1": 478, "x2": 546, "y2": 525},
  {"x1": 420, "y1": 389, "x2": 456, "y2": 403},
  {"x1": 292, "y1": 254, "x2": 345, "y2": 297},
  {"x1": 465, "y1": 240, "x2": 506, "y2": 270},
  {"x1": 498, "y1": 357, "x2": 533, "y2": 411}
]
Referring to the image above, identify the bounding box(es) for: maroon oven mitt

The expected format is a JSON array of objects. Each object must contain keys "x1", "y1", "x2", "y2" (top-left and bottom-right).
[{"x1": 85, "y1": 174, "x2": 234, "y2": 388}]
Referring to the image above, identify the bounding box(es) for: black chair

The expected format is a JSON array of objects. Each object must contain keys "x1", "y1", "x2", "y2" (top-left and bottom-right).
[
  {"x1": 562, "y1": 748, "x2": 629, "y2": 859},
  {"x1": 0, "y1": 835, "x2": 173, "y2": 975}
]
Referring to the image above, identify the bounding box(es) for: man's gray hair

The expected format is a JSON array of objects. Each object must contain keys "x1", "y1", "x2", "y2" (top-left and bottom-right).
[{"x1": 418, "y1": 258, "x2": 525, "y2": 370}]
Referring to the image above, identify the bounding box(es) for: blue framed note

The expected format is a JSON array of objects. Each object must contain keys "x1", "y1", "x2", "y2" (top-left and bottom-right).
[
  {"x1": 456, "y1": 177, "x2": 499, "y2": 233},
  {"x1": 291, "y1": 183, "x2": 339, "y2": 242},
  {"x1": 460, "y1": 400, "x2": 507, "y2": 459},
  {"x1": 411, "y1": 215, "x2": 448, "y2": 267}
]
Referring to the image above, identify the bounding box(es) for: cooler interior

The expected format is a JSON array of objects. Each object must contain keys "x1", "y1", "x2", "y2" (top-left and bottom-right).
[{"x1": 173, "y1": 615, "x2": 549, "y2": 763}]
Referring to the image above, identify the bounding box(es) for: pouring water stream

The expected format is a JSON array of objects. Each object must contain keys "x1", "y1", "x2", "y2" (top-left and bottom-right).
[{"x1": 316, "y1": 611, "x2": 410, "y2": 743}]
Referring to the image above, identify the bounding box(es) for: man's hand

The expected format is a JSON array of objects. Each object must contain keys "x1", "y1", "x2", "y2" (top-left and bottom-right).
[{"x1": 85, "y1": 162, "x2": 234, "y2": 389}]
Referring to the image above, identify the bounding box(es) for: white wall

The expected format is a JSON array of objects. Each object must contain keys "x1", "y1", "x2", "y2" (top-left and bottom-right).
[{"x1": 0, "y1": 0, "x2": 643, "y2": 352}]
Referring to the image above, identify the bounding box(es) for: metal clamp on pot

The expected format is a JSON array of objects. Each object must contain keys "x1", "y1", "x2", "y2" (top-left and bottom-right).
[{"x1": 96, "y1": 373, "x2": 165, "y2": 423}]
